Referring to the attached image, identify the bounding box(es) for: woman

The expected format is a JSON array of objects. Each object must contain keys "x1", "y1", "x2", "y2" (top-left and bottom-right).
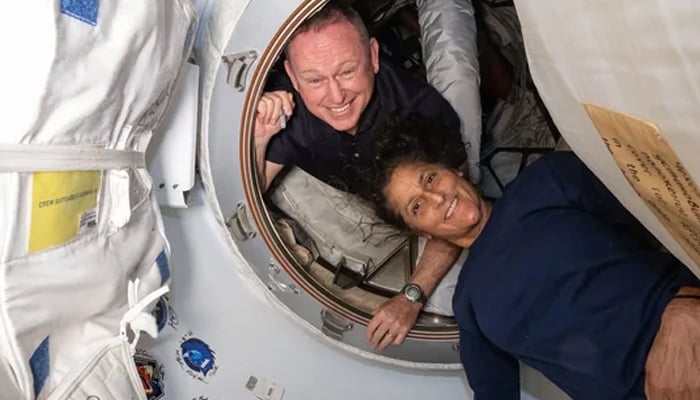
[{"x1": 370, "y1": 117, "x2": 700, "y2": 399}]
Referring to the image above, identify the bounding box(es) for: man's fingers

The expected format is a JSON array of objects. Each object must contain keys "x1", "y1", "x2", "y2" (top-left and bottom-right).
[
  {"x1": 268, "y1": 95, "x2": 283, "y2": 124},
  {"x1": 376, "y1": 331, "x2": 395, "y2": 351},
  {"x1": 392, "y1": 332, "x2": 405, "y2": 346},
  {"x1": 370, "y1": 325, "x2": 390, "y2": 349},
  {"x1": 255, "y1": 97, "x2": 268, "y2": 118},
  {"x1": 369, "y1": 319, "x2": 406, "y2": 350},
  {"x1": 257, "y1": 96, "x2": 275, "y2": 123},
  {"x1": 261, "y1": 91, "x2": 294, "y2": 119},
  {"x1": 260, "y1": 95, "x2": 275, "y2": 124},
  {"x1": 367, "y1": 311, "x2": 395, "y2": 349},
  {"x1": 366, "y1": 313, "x2": 384, "y2": 343},
  {"x1": 257, "y1": 93, "x2": 278, "y2": 124},
  {"x1": 367, "y1": 314, "x2": 379, "y2": 334},
  {"x1": 269, "y1": 91, "x2": 294, "y2": 117},
  {"x1": 283, "y1": 92, "x2": 295, "y2": 116}
]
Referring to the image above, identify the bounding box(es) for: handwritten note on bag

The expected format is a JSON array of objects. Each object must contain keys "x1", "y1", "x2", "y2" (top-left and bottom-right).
[{"x1": 584, "y1": 104, "x2": 700, "y2": 270}]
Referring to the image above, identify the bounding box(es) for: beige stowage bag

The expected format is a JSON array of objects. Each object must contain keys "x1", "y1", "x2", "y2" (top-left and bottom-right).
[{"x1": 514, "y1": 0, "x2": 700, "y2": 276}]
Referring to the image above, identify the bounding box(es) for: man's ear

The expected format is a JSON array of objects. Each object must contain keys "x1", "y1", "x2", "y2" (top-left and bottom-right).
[
  {"x1": 284, "y1": 59, "x2": 300, "y2": 92},
  {"x1": 369, "y1": 38, "x2": 380, "y2": 74}
]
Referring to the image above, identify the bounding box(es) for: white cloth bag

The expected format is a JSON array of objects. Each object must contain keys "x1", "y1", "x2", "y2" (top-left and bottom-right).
[
  {"x1": 417, "y1": 0, "x2": 482, "y2": 183},
  {"x1": 0, "y1": 1, "x2": 196, "y2": 399}
]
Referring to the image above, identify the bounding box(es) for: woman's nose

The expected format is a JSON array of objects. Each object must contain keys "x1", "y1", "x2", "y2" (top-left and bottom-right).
[{"x1": 425, "y1": 190, "x2": 445, "y2": 206}]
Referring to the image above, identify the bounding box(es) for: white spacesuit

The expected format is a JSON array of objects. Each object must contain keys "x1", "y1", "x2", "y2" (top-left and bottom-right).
[{"x1": 0, "y1": 2, "x2": 195, "y2": 398}]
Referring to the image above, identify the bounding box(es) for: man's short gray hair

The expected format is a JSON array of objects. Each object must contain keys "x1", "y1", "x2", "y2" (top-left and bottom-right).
[{"x1": 284, "y1": 1, "x2": 370, "y2": 59}]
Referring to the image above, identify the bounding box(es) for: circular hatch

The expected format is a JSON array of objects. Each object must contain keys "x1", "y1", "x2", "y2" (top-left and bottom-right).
[{"x1": 199, "y1": 0, "x2": 461, "y2": 367}]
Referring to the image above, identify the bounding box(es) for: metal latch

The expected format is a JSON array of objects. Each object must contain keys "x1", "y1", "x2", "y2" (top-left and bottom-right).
[
  {"x1": 320, "y1": 309, "x2": 353, "y2": 341},
  {"x1": 226, "y1": 202, "x2": 257, "y2": 241},
  {"x1": 221, "y1": 50, "x2": 258, "y2": 92}
]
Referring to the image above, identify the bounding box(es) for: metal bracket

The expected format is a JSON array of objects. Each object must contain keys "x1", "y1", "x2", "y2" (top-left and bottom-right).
[
  {"x1": 226, "y1": 202, "x2": 257, "y2": 241},
  {"x1": 320, "y1": 309, "x2": 353, "y2": 341},
  {"x1": 221, "y1": 50, "x2": 258, "y2": 92}
]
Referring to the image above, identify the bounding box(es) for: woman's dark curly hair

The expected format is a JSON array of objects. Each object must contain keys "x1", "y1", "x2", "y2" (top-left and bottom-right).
[{"x1": 368, "y1": 113, "x2": 467, "y2": 230}]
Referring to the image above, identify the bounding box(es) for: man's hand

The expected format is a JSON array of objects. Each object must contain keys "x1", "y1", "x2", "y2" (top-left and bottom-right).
[
  {"x1": 366, "y1": 294, "x2": 422, "y2": 351},
  {"x1": 254, "y1": 91, "x2": 294, "y2": 190},
  {"x1": 254, "y1": 90, "x2": 295, "y2": 140},
  {"x1": 645, "y1": 289, "x2": 700, "y2": 400},
  {"x1": 364, "y1": 238, "x2": 461, "y2": 351}
]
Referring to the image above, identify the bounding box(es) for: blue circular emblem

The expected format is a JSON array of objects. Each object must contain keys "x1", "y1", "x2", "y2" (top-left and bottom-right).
[{"x1": 180, "y1": 338, "x2": 216, "y2": 376}]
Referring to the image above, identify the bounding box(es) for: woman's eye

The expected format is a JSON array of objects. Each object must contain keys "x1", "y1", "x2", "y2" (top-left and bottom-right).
[
  {"x1": 426, "y1": 173, "x2": 436, "y2": 186},
  {"x1": 411, "y1": 201, "x2": 421, "y2": 215}
]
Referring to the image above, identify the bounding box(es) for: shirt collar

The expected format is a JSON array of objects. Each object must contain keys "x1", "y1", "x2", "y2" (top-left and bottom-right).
[{"x1": 355, "y1": 81, "x2": 382, "y2": 137}]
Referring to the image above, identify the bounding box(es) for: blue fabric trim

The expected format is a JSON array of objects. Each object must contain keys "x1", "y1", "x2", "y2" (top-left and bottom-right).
[
  {"x1": 156, "y1": 251, "x2": 170, "y2": 285},
  {"x1": 30, "y1": 337, "x2": 50, "y2": 398},
  {"x1": 60, "y1": 0, "x2": 99, "y2": 26}
]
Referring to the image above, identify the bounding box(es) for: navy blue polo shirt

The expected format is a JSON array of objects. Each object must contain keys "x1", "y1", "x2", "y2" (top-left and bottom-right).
[
  {"x1": 265, "y1": 61, "x2": 464, "y2": 194},
  {"x1": 453, "y1": 151, "x2": 700, "y2": 399}
]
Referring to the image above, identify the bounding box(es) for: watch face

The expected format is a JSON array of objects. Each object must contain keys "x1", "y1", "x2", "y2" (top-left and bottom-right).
[{"x1": 405, "y1": 285, "x2": 422, "y2": 302}]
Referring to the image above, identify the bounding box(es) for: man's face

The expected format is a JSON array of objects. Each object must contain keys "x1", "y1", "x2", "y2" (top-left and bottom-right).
[
  {"x1": 284, "y1": 19, "x2": 379, "y2": 134},
  {"x1": 385, "y1": 162, "x2": 488, "y2": 245}
]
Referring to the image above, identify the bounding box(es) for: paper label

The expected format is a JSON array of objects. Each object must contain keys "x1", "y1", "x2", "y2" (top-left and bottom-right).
[
  {"x1": 29, "y1": 171, "x2": 101, "y2": 253},
  {"x1": 584, "y1": 104, "x2": 700, "y2": 269},
  {"x1": 246, "y1": 376, "x2": 285, "y2": 400}
]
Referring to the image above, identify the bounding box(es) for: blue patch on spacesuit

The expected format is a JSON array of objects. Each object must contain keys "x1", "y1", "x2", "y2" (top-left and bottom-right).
[
  {"x1": 60, "y1": 0, "x2": 100, "y2": 26},
  {"x1": 155, "y1": 251, "x2": 170, "y2": 285},
  {"x1": 153, "y1": 297, "x2": 169, "y2": 332},
  {"x1": 29, "y1": 337, "x2": 50, "y2": 398},
  {"x1": 181, "y1": 338, "x2": 216, "y2": 377}
]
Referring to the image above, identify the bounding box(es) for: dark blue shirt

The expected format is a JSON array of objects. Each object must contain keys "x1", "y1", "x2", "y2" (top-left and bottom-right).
[
  {"x1": 265, "y1": 61, "x2": 464, "y2": 194},
  {"x1": 453, "y1": 151, "x2": 699, "y2": 399}
]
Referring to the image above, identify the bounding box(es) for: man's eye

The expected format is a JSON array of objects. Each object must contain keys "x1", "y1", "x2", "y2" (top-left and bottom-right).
[
  {"x1": 341, "y1": 69, "x2": 355, "y2": 77},
  {"x1": 307, "y1": 78, "x2": 322, "y2": 85}
]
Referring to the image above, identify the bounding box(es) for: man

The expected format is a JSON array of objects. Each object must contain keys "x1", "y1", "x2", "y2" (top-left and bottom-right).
[{"x1": 253, "y1": 2, "x2": 468, "y2": 349}]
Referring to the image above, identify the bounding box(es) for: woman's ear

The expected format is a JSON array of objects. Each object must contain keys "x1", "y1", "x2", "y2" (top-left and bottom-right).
[{"x1": 455, "y1": 170, "x2": 464, "y2": 177}]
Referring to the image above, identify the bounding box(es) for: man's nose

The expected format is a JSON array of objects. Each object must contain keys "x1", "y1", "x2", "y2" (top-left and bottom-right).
[{"x1": 328, "y1": 78, "x2": 345, "y2": 104}]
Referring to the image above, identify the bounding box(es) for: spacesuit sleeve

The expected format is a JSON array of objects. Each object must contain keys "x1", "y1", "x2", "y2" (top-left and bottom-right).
[{"x1": 459, "y1": 326, "x2": 520, "y2": 400}]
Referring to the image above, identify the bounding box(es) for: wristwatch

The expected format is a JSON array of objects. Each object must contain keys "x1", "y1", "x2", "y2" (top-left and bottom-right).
[{"x1": 402, "y1": 283, "x2": 427, "y2": 304}]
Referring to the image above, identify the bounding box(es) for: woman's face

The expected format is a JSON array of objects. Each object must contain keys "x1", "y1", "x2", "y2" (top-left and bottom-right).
[{"x1": 384, "y1": 162, "x2": 490, "y2": 246}]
